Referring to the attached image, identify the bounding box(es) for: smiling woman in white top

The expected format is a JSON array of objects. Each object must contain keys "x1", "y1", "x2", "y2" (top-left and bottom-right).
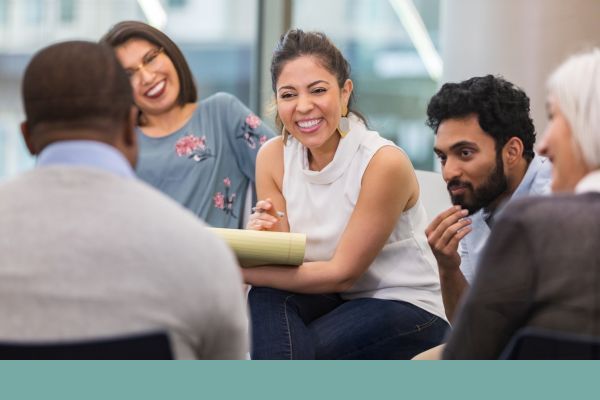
[{"x1": 244, "y1": 29, "x2": 448, "y2": 360}]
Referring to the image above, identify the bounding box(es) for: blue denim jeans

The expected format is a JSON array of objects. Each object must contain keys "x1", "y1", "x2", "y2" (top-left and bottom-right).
[{"x1": 248, "y1": 286, "x2": 449, "y2": 360}]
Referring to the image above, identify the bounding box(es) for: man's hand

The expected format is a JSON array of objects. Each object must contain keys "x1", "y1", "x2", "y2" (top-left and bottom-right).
[
  {"x1": 426, "y1": 205, "x2": 472, "y2": 321},
  {"x1": 425, "y1": 205, "x2": 472, "y2": 274}
]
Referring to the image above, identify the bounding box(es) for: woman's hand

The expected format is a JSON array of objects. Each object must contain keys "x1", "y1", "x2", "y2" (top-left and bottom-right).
[{"x1": 246, "y1": 198, "x2": 284, "y2": 231}]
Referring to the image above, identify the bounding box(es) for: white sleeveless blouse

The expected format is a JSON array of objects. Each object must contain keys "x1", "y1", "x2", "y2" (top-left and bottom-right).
[{"x1": 282, "y1": 114, "x2": 446, "y2": 320}]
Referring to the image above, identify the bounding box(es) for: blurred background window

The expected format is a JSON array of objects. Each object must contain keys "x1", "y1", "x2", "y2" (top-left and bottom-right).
[
  {"x1": 291, "y1": 0, "x2": 441, "y2": 170},
  {"x1": 59, "y1": 0, "x2": 76, "y2": 23},
  {"x1": 0, "y1": 0, "x2": 440, "y2": 181}
]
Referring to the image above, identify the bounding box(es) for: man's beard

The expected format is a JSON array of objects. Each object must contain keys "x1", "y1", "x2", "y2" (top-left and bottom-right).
[{"x1": 447, "y1": 154, "x2": 508, "y2": 215}]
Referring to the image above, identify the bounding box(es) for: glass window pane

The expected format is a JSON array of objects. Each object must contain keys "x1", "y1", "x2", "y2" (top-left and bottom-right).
[
  {"x1": 0, "y1": 0, "x2": 9, "y2": 26},
  {"x1": 25, "y1": 0, "x2": 44, "y2": 25},
  {"x1": 292, "y1": 0, "x2": 441, "y2": 170},
  {"x1": 60, "y1": 0, "x2": 76, "y2": 23},
  {"x1": 167, "y1": 0, "x2": 187, "y2": 8}
]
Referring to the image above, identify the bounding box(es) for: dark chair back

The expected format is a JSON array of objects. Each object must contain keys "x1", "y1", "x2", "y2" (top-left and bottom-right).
[
  {"x1": 0, "y1": 331, "x2": 173, "y2": 360},
  {"x1": 500, "y1": 327, "x2": 600, "y2": 360}
]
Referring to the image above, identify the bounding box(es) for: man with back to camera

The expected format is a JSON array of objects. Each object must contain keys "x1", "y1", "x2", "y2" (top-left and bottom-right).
[
  {"x1": 0, "y1": 41, "x2": 248, "y2": 359},
  {"x1": 425, "y1": 75, "x2": 552, "y2": 322}
]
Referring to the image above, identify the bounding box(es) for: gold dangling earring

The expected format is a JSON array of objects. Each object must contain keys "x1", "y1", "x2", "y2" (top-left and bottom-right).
[{"x1": 338, "y1": 104, "x2": 350, "y2": 138}]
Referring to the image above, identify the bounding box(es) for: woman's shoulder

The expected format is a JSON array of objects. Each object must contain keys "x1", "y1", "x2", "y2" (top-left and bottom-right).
[
  {"x1": 358, "y1": 140, "x2": 418, "y2": 207},
  {"x1": 200, "y1": 92, "x2": 244, "y2": 111},
  {"x1": 368, "y1": 145, "x2": 412, "y2": 174},
  {"x1": 258, "y1": 135, "x2": 284, "y2": 157},
  {"x1": 356, "y1": 133, "x2": 415, "y2": 193},
  {"x1": 354, "y1": 127, "x2": 408, "y2": 167},
  {"x1": 256, "y1": 136, "x2": 285, "y2": 184},
  {"x1": 199, "y1": 92, "x2": 263, "y2": 126}
]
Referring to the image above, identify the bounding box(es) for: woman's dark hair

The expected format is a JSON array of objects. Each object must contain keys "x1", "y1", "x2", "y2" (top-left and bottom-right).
[
  {"x1": 426, "y1": 75, "x2": 536, "y2": 162},
  {"x1": 270, "y1": 29, "x2": 365, "y2": 128},
  {"x1": 100, "y1": 20, "x2": 197, "y2": 108}
]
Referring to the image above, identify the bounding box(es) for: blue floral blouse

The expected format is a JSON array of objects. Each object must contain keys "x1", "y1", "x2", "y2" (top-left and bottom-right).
[{"x1": 135, "y1": 92, "x2": 275, "y2": 228}]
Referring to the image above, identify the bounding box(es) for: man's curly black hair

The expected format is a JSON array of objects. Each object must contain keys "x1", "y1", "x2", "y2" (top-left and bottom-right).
[{"x1": 426, "y1": 75, "x2": 535, "y2": 162}]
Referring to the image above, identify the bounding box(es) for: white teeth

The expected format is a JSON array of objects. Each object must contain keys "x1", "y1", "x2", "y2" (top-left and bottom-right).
[
  {"x1": 297, "y1": 119, "x2": 321, "y2": 129},
  {"x1": 146, "y1": 80, "x2": 165, "y2": 97}
]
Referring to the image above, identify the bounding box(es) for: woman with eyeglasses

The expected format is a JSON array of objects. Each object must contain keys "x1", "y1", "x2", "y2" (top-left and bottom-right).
[{"x1": 101, "y1": 21, "x2": 274, "y2": 228}]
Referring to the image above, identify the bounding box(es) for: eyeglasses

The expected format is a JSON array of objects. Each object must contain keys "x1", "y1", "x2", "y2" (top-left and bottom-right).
[{"x1": 125, "y1": 47, "x2": 164, "y2": 83}]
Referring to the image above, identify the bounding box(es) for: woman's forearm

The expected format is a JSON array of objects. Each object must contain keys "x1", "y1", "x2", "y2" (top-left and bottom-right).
[{"x1": 242, "y1": 261, "x2": 353, "y2": 294}]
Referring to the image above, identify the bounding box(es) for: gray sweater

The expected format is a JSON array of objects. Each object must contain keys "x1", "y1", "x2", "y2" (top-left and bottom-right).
[{"x1": 0, "y1": 166, "x2": 248, "y2": 359}]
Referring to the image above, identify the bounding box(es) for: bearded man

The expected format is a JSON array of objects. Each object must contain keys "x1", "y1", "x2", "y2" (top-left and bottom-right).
[{"x1": 425, "y1": 75, "x2": 552, "y2": 321}]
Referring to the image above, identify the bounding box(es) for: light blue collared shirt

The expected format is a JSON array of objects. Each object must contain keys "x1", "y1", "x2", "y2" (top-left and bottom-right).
[
  {"x1": 459, "y1": 155, "x2": 553, "y2": 283},
  {"x1": 37, "y1": 140, "x2": 136, "y2": 179}
]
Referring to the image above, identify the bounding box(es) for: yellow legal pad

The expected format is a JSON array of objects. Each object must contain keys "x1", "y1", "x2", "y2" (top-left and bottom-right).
[{"x1": 208, "y1": 228, "x2": 306, "y2": 268}]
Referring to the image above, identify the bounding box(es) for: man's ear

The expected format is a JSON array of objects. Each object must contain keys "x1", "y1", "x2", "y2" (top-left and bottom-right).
[
  {"x1": 503, "y1": 136, "x2": 524, "y2": 166},
  {"x1": 20, "y1": 121, "x2": 37, "y2": 156}
]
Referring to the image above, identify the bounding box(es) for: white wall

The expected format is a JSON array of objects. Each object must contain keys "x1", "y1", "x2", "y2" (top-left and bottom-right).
[{"x1": 440, "y1": 0, "x2": 600, "y2": 139}]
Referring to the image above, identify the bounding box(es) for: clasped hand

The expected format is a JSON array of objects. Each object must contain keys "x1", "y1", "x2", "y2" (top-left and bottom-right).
[{"x1": 425, "y1": 205, "x2": 472, "y2": 273}]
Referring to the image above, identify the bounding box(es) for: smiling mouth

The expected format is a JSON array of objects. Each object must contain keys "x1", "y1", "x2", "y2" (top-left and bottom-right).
[
  {"x1": 144, "y1": 80, "x2": 166, "y2": 98},
  {"x1": 296, "y1": 118, "x2": 322, "y2": 132}
]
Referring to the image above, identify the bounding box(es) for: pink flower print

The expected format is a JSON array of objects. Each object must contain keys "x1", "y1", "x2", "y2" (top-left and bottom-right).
[
  {"x1": 175, "y1": 134, "x2": 204, "y2": 156},
  {"x1": 259, "y1": 135, "x2": 267, "y2": 146},
  {"x1": 238, "y1": 115, "x2": 266, "y2": 149},
  {"x1": 213, "y1": 192, "x2": 225, "y2": 209},
  {"x1": 176, "y1": 134, "x2": 213, "y2": 162},
  {"x1": 214, "y1": 179, "x2": 237, "y2": 218},
  {"x1": 246, "y1": 114, "x2": 262, "y2": 129}
]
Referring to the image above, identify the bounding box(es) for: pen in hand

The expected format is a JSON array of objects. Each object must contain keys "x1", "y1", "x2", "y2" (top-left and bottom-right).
[
  {"x1": 247, "y1": 198, "x2": 286, "y2": 231},
  {"x1": 251, "y1": 207, "x2": 285, "y2": 218}
]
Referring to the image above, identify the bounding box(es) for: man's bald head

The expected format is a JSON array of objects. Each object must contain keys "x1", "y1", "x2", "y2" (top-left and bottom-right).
[{"x1": 21, "y1": 41, "x2": 134, "y2": 151}]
